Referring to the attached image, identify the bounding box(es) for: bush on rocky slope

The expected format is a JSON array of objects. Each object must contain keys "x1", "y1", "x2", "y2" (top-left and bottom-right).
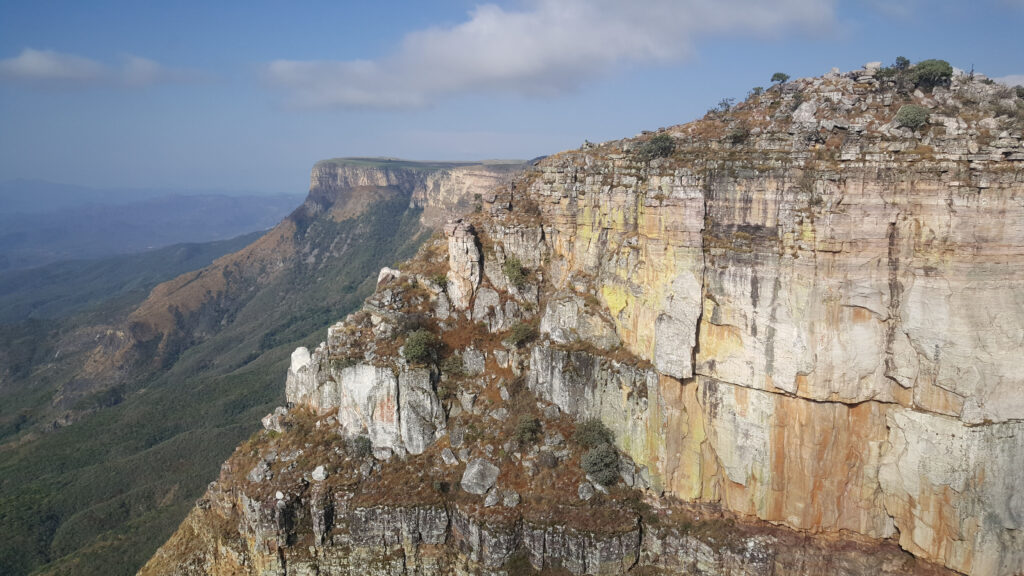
[{"x1": 895, "y1": 104, "x2": 931, "y2": 129}]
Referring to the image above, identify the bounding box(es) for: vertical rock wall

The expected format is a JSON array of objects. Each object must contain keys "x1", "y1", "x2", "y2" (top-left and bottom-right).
[{"x1": 521, "y1": 71, "x2": 1024, "y2": 575}]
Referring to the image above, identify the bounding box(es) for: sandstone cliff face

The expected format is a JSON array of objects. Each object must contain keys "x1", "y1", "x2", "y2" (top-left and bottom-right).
[
  {"x1": 144, "y1": 67, "x2": 1023, "y2": 576},
  {"x1": 512, "y1": 69, "x2": 1024, "y2": 575}
]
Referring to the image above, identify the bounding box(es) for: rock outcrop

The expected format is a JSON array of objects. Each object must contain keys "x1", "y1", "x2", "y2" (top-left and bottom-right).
[
  {"x1": 143, "y1": 65, "x2": 1024, "y2": 576},
  {"x1": 445, "y1": 220, "x2": 482, "y2": 311}
]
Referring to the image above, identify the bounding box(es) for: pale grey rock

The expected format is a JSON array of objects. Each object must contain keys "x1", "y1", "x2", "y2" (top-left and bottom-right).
[
  {"x1": 502, "y1": 490, "x2": 520, "y2": 508},
  {"x1": 376, "y1": 267, "x2": 401, "y2": 285},
  {"x1": 544, "y1": 431, "x2": 564, "y2": 447},
  {"x1": 248, "y1": 460, "x2": 271, "y2": 483},
  {"x1": 445, "y1": 220, "x2": 481, "y2": 311},
  {"x1": 261, "y1": 406, "x2": 288, "y2": 433},
  {"x1": 578, "y1": 482, "x2": 595, "y2": 501},
  {"x1": 433, "y1": 291, "x2": 451, "y2": 320},
  {"x1": 359, "y1": 460, "x2": 375, "y2": 478},
  {"x1": 461, "y1": 459, "x2": 500, "y2": 495},
  {"x1": 457, "y1": 390, "x2": 477, "y2": 413},
  {"x1": 490, "y1": 407, "x2": 509, "y2": 422},
  {"x1": 461, "y1": 347, "x2": 485, "y2": 375},
  {"x1": 471, "y1": 287, "x2": 505, "y2": 331},
  {"x1": 441, "y1": 448, "x2": 459, "y2": 466},
  {"x1": 484, "y1": 490, "x2": 501, "y2": 507},
  {"x1": 619, "y1": 458, "x2": 635, "y2": 487},
  {"x1": 528, "y1": 344, "x2": 659, "y2": 470},
  {"x1": 652, "y1": 271, "x2": 703, "y2": 379},
  {"x1": 449, "y1": 425, "x2": 465, "y2": 448},
  {"x1": 398, "y1": 368, "x2": 446, "y2": 455},
  {"x1": 311, "y1": 465, "x2": 327, "y2": 482},
  {"x1": 792, "y1": 101, "x2": 818, "y2": 127},
  {"x1": 284, "y1": 346, "x2": 318, "y2": 405},
  {"x1": 539, "y1": 291, "x2": 620, "y2": 350},
  {"x1": 878, "y1": 409, "x2": 1024, "y2": 576}
]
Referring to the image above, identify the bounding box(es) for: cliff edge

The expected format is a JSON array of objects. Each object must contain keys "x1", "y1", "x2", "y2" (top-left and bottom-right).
[{"x1": 142, "y1": 63, "x2": 1024, "y2": 576}]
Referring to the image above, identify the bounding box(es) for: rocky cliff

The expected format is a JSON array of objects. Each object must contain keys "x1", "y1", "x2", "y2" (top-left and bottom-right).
[
  {"x1": 142, "y1": 65, "x2": 1024, "y2": 576},
  {"x1": 119, "y1": 159, "x2": 524, "y2": 371}
]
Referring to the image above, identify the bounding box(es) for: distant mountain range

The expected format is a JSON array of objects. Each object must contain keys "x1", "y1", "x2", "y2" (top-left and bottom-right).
[{"x1": 0, "y1": 179, "x2": 303, "y2": 270}]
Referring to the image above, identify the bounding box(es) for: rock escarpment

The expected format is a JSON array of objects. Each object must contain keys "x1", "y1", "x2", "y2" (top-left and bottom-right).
[
  {"x1": 122, "y1": 159, "x2": 524, "y2": 369},
  {"x1": 143, "y1": 66, "x2": 1024, "y2": 576}
]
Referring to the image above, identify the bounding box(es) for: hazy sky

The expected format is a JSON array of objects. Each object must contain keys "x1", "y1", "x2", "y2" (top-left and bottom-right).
[{"x1": 1, "y1": 0, "x2": 1021, "y2": 194}]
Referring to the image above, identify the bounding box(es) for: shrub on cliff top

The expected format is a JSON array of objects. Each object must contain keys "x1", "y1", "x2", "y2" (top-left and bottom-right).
[
  {"x1": 911, "y1": 59, "x2": 953, "y2": 90},
  {"x1": 895, "y1": 104, "x2": 931, "y2": 129},
  {"x1": 582, "y1": 443, "x2": 620, "y2": 486},
  {"x1": 573, "y1": 418, "x2": 614, "y2": 449},
  {"x1": 637, "y1": 133, "x2": 675, "y2": 161},
  {"x1": 403, "y1": 329, "x2": 439, "y2": 364},
  {"x1": 771, "y1": 72, "x2": 790, "y2": 84}
]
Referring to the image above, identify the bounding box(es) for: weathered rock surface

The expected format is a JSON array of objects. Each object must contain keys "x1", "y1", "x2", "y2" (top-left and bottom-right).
[
  {"x1": 445, "y1": 220, "x2": 482, "y2": 311},
  {"x1": 460, "y1": 459, "x2": 500, "y2": 495},
  {"x1": 286, "y1": 348, "x2": 445, "y2": 455},
  {"x1": 516, "y1": 67, "x2": 1024, "y2": 575}
]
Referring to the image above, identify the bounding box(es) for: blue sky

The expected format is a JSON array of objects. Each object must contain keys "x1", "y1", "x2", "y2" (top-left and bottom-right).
[{"x1": 1, "y1": 0, "x2": 1021, "y2": 194}]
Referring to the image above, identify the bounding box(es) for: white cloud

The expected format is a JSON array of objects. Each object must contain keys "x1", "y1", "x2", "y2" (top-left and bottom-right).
[
  {"x1": 0, "y1": 48, "x2": 192, "y2": 87},
  {"x1": 264, "y1": 0, "x2": 836, "y2": 109},
  {"x1": 0, "y1": 48, "x2": 106, "y2": 83},
  {"x1": 996, "y1": 74, "x2": 1024, "y2": 87}
]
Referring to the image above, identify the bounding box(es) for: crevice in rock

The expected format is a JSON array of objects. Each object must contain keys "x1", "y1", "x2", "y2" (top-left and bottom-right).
[
  {"x1": 883, "y1": 216, "x2": 906, "y2": 390},
  {"x1": 692, "y1": 174, "x2": 711, "y2": 375}
]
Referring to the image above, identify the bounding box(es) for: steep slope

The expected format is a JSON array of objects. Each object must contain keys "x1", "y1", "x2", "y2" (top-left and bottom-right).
[
  {"x1": 144, "y1": 64, "x2": 1023, "y2": 576},
  {"x1": 0, "y1": 159, "x2": 522, "y2": 576},
  {"x1": 123, "y1": 159, "x2": 523, "y2": 371}
]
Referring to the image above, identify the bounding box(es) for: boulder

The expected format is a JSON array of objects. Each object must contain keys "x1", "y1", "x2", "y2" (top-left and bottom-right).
[
  {"x1": 441, "y1": 447, "x2": 459, "y2": 466},
  {"x1": 461, "y1": 459, "x2": 500, "y2": 495}
]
